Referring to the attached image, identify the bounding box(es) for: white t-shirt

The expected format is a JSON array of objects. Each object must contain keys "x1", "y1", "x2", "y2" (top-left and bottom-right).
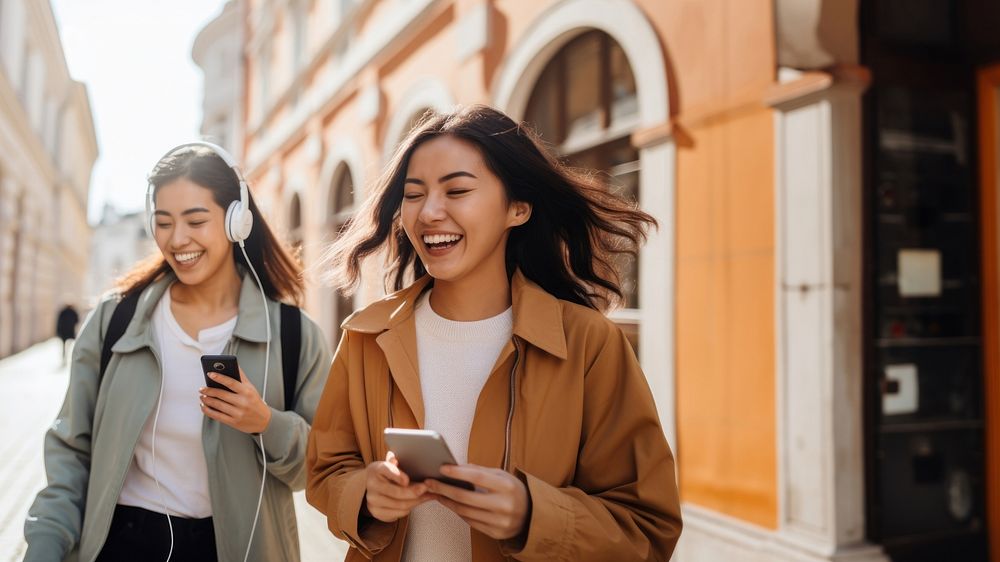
[
  {"x1": 118, "y1": 287, "x2": 237, "y2": 518},
  {"x1": 402, "y1": 290, "x2": 513, "y2": 562}
]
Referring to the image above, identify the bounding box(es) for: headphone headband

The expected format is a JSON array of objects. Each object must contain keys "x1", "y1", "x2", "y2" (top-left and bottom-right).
[{"x1": 145, "y1": 141, "x2": 254, "y2": 243}]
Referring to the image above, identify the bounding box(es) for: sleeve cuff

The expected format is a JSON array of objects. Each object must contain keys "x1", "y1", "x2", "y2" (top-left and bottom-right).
[
  {"x1": 259, "y1": 407, "x2": 300, "y2": 457},
  {"x1": 500, "y1": 470, "x2": 575, "y2": 560},
  {"x1": 24, "y1": 532, "x2": 70, "y2": 562},
  {"x1": 337, "y1": 469, "x2": 397, "y2": 556}
]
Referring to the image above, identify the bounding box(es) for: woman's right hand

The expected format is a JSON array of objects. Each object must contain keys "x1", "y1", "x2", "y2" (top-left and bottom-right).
[{"x1": 363, "y1": 451, "x2": 433, "y2": 523}]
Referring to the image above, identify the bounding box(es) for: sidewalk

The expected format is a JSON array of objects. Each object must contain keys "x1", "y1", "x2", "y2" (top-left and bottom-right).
[{"x1": 0, "y1": 338, "x2": 347, "y2": 561}]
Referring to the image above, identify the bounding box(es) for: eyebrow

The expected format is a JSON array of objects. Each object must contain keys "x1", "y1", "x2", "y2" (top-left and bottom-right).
[
  {"x1": 404, "y1": 170, "x2": 478, "y2": 185},
  {"x1": 153, "y1": 207, "x2": 211, "y2": 217}
]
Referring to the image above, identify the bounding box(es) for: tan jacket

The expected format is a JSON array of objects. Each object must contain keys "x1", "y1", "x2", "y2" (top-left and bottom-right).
[{"x1": 306, "y1": 271, "x2": 682, "y2": 561}]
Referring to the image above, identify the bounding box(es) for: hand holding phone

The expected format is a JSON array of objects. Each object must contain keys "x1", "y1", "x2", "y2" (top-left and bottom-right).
[
  {"x1": 200, "y1": 354, "x2": 240, "y2": 392},
  {"x1": 383, "y1": 428, "x2": 475, "y2": 491},
  {"x1": 199, "y1": 354, "x2": 272, "y2": 434},
  {"x1": 363, "y1": 451, "x2": 436, "y2": 523}
]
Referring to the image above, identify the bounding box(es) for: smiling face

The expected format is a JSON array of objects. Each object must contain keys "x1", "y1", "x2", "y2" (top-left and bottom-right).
[
  {"x1": 152, "y1": 177, "x2": 237, "y2": 287},
  {"x1": 400, "y1": 135, "x2": 531, "y2": 288}
]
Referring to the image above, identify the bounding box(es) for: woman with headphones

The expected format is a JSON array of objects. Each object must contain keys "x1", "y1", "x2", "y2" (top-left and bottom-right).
[
  {"x1": 306, "y1": 106, "x2": 681, "y2": 561},
  {"x1": 24, "y1": 144, "x2": 332, "y2": 562}
]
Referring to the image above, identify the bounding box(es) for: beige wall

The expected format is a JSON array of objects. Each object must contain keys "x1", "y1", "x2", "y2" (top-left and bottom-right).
[{"x1": 0, "y1": 0, "x2": 98, "y2": 358}]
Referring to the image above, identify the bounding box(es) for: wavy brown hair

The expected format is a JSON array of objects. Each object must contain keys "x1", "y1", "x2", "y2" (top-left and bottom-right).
[
  {"x1": 320, "y1": 105, "x2": 655, "y2": 312},
  {"x1": 117, "y1": 147, "x2": 304, "y2": 306}
]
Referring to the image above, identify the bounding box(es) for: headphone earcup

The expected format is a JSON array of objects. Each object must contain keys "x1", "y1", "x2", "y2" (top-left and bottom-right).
[{"x1": 225, "y1": 200, "x2": 254, "y2": 243}]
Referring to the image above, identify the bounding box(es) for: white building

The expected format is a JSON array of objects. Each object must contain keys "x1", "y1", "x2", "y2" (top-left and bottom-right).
[
  {"x1": 84, "y1": 205, "x2": 157, "y2": 305},
  {"x1": 192, "y1": 0, "x2": 244, "y2": 155},
  {"x1": 0, "y1": 0, "x2": 98, "y2": 358}
]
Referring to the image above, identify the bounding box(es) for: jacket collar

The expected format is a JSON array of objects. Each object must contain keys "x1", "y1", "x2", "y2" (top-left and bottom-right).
[
  {"x1": 112, "y1": 269, "x2": 270, "y2": 353},
  {"x1": 342, "y1": 270, "x2": 568, "y2": 360}
]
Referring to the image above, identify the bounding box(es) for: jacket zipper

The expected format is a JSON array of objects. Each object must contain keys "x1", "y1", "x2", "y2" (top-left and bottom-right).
[
  {"x1": 387, "y1": 373, "x2": 394, "y2": 429},
  {"x1": 503, "y1": 337, "x2": 521, "y2": 472}
]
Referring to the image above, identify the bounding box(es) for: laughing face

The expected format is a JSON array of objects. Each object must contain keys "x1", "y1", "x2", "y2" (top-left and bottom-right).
[
  {"x1": 152, "y1": 178, "x2": 237, "y2": 287},
  {"x1": 400, "y1": 135, "x2": 531, "y2": 287}
]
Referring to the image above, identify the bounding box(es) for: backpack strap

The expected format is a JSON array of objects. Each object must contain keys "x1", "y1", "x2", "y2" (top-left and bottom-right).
[
  {"x1": 280, "y1": 303, "x2": 301, "y2": 411},
  {"x1": 98, "y1": 291, "x2": 302, "y2": 412},
  {"x1": 99, "y1": 290, "x2": 141, "y2": 378}
]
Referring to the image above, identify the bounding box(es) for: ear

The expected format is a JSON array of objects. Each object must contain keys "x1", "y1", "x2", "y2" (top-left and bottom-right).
[{"x1": 507, "y1": 200, "x2": 532, "y2": 228}]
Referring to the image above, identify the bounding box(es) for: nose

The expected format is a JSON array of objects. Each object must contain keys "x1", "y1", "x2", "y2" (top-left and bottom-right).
[
  {"x1": 417, "y1": 191, "x2": 447, "y2": 224},
  {"x1": 168, "y1": 223, "x2": 191, "y2": 248}
]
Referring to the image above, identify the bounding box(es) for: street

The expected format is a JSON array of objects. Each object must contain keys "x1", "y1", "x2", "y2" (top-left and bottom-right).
[{"x1": 0, "y1": 338, "x2": 347, "y2": 561}]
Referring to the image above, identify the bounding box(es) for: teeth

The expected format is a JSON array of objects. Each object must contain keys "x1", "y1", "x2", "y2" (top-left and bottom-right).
[
  {"x1": 422, "y1": 234, "x2": 462, "y2": 245},
  {"x1": 175, "y1": 251, "x2": 203, "y2": 263}
]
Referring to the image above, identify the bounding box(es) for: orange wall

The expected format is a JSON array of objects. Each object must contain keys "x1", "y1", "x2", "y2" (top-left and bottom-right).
[
  {"x1": 663, "y1": 0, "x2": 779, "y2": 528},
  {"x1": 675, "y1": 106, "x2": 777, "y2": 528}
]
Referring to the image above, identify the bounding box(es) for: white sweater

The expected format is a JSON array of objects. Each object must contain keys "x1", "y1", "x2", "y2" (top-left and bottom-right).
[{"x1": 402, "y1": 290, "x2": 513, "y2": 562}]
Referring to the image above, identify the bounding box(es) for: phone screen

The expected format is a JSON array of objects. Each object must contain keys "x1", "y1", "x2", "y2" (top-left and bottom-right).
[
  {"x1": 383, "y1": 428, "x2": 475, "y2": 491},
  {"x1": 200, "y1": 354, "x2": 240, "y2": 392}
]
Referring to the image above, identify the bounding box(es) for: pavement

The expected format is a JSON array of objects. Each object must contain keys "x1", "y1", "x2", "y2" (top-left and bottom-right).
[{"x1": 0, "y1": 338, "x2": 348, "y2": 561}]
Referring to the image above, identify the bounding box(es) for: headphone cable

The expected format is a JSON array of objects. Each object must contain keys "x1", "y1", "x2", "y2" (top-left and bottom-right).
[
  {"x1": 150, "y1": 375, "x2": 175, "y2": 562},
  {"x1": 240, "y1": 240, "x2": 270, "y2": 562}
]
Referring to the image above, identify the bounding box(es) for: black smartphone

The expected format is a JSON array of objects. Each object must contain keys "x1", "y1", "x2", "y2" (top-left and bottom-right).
[
  {"x1": 200, "y1": 354, "x2": 240, "y2": 392},
  {"x1": 383, "y1": 428, "x2": 475, "y2": 491}
]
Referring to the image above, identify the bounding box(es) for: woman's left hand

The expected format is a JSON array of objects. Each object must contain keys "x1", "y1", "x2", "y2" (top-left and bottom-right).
[
  {"x1": 200, "y1": 367, "x2": 272, "y2": 434},
  {"x1": 426, "y1": 464, "x2": 530, "y2": 541}
]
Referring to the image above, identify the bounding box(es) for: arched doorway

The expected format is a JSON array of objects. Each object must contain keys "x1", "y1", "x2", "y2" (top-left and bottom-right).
[
  {"x1": 328, "y1": 163, "x2": 356, "y2": 344},
  {"x1": 381, "y1": 78, "x2": 455, "y2": 164},
  {"x1": 524, "y1": 29, "x2": 641, "y2": 350},
  {"x1": 491, "y1": 0, "x2": 675, "y2": 441}
]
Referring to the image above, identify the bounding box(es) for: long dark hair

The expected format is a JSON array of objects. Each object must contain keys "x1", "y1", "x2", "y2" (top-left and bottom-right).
[
  {"x1": 117, "y1": 147, "x2": 304, "y2": 306},
  {"x1": 321, "y1": 105, "x2": 655, "y2": 312}
]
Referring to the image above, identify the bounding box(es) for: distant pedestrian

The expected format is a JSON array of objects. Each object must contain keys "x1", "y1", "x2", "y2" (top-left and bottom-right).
[{"x1": 56, "y1": 304, "x2": 79, "y2": 365}]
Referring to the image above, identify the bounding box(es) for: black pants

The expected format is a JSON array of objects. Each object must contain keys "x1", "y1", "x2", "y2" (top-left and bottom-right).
[{"x1": 96, "y1": 504, "x2": 217, "y2": 562}]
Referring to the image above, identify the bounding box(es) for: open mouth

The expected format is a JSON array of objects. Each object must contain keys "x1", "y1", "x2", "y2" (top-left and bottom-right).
[
  {"x1": 174, "y1": 251, "x2": 204, "y2": 266},
  {"x1": 422, "y1": 233, "x2": 463, "y2": 252}
]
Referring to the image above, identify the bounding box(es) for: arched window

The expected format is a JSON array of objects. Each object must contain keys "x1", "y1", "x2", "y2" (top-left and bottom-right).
[
  {"x1": 525, "y1": 30, "x2": 641, "y2": 351},
  {"x1": 288, "y1": 192, "x2": 303, "y2": 254},
  {"x1": 387, "y1": 107, "x2": 434, "y2": 159},
  {"x1": 329, "y1": 164, "x2": 355, "y2": 343}
]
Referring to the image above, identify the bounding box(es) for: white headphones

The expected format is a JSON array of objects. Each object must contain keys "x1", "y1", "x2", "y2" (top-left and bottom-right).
[{"x1": 146, "y1": 141, "x2": 254, "y2": 245}]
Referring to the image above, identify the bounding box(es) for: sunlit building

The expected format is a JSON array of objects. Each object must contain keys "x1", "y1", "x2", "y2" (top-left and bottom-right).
[
  {"x1": 0, "y1": 0, "x2": 98, "y2": 358},
  {"x1": 192, "y1": 0, "x2": 245, "y2": 155},
  {"x1": 196, "y1": 0, "x2": 1000, "y2": 560}
]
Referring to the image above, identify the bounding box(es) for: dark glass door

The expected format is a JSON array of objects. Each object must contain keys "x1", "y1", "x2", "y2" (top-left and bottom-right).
[{"x1": 862, "y1": 1, "x2": 990, "y2": 560}]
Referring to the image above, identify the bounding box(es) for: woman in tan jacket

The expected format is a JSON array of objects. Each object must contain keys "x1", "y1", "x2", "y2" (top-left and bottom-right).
[{"x1": 306, "y1": 105, "x2": 682, "y2": 561}]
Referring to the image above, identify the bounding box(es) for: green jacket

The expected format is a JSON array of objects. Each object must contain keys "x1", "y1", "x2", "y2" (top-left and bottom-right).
[{"x1": 24, "y1": 273, "x2": 333, "y2": 562}]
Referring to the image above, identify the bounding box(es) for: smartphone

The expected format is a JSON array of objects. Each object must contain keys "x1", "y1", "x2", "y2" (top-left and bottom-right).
[
  {"x1": 383, "y1": 428, "x2": 475, "y2": 491},
  {"x1": 200, "y1": 354, "x2": 240, "y2": 392}
]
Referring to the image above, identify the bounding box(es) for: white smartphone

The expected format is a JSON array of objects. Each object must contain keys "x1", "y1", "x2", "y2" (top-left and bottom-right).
[{"x1": 383, "y1": 428, "x2": 475, "y2": 491}]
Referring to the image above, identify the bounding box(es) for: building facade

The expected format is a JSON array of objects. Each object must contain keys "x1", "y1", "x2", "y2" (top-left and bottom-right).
[
  {"x1": 199, "y1": 1, "x2": 1000, "y2": 560},
  {"x1": 192, "y1": 0, "x2": 246, "y2": 155},
  {"x1": 0, "y1": 0, "x2": 98, "y2": 358}
]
